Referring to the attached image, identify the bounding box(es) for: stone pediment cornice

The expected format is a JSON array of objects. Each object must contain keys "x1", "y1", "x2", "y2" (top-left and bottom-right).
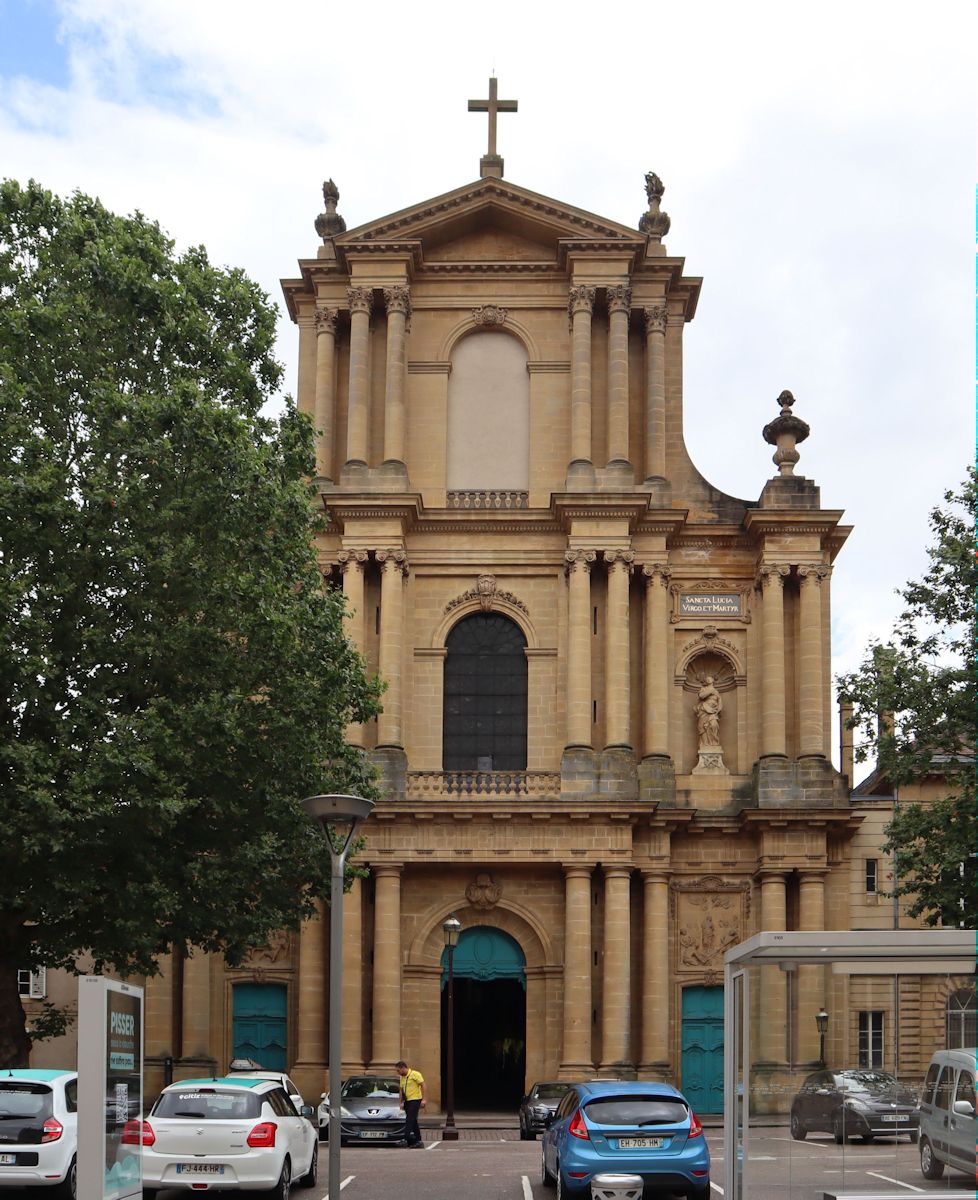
[{"x1": 335, "y1": 177, "x2": 645, "y2": 249}]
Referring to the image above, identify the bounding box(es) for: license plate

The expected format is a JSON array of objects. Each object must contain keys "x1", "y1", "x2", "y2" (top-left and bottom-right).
[
  {"x1": 0, "y1": 1155, "x2": 15, "y2": 1165},
  {"x1": 176, "y1": 1163, "x2": 225, "y2": 1174},
  {"x1": 882, "y1": 1115, "x2": 908, "y2": 1122},
  {"x1": 617, "y1": 1136, "x2": 665, "y2": 1149},
  {"x1": 358, "y1": 1131, "x2": 387, "y2": 1139}
]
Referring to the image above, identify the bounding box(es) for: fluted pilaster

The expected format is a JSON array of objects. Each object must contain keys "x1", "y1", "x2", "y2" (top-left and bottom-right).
[
  {"x1": 640, "y1": 870, "x2": 670, "y2": 1068},
  {"x1": 382, "y1": 285, "x2": 411, "y2": 465},
  {"x1": 313, "y1": 306, "x2": 338, "y2": 480},
  {"x1": 643, "y1": 306, "x2": 667, "y2": 480},
  {"x1": 564, "y1": 550, "x2": 596, "y2": 748},
  {"x1": 641, "y1": 563, "x2": 672, "y2": 757},
  {"x1": 568, "y1": 285, "x2": 595, "y2": 464},
  {"x1": 560, "y1": 864, "x2": 594, "y2": 1074},
  {"x1": 606, "y1": 284, "x2": 632, "y2": 465},
  {"x1": 346, "y1": 286, "x2": 373, "y2": 464},
  {"x1": 600, "y1": 865, "x2": 632, "y2": 1071},
  {"x1": 369, "y1": 865, "x2": 402, "y2": 1071},
  {"x1": 797, "y1": 564, "x2": 830, "y2": 757},
  {"x1": 758, "y1": 564, "x2": 790, "y2": 757},
  {"x1": 605, "y1": 549, "x2": 634, "y2": 749},
  {"x1": 339, "y1": 550, "x2": 369, "y2": 748},
  {"x1": 758, "y1": 872, "x2": 787, "y2": 1064},
  {"x1": 376, "y1": 549, "x2": 408, "y2": 748}
]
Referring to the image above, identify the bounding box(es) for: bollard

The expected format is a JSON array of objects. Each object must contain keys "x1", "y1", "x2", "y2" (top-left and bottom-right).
[{"x1": 590, "y1": 1173, "x2": 644, "y2": 1200}]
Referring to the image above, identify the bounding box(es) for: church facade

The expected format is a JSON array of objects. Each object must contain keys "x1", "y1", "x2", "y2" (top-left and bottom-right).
[{"x1": 69, "y1": 95, "x2": 963, "y2": 1114}]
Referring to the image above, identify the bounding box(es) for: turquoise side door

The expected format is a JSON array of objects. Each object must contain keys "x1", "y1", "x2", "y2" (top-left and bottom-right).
[
  {"x1": 681, "y1": 985, "x2": 724, "y2": 1113},
  {"x1": 232, "y1": 982, "x2": 288, "y2": 1070}
]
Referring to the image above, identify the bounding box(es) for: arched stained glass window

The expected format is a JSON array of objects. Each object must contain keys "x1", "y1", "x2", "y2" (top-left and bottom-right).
[{"x1": 443, "y1": 613, "x2": 527, "y2": 771}]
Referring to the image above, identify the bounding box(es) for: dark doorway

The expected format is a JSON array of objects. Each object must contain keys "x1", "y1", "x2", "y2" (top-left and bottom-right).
[{"x1": 441, "y1": 977, "x2": 526, "y2": 1110}]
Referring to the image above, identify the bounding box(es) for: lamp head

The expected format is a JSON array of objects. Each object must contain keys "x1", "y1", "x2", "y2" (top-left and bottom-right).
[
  {"x1": 815, "y1": 1007, "x2": 829, "y2": 1034},
  {"x1": 443, "y1": 913, "x2": 462, "y2": 948},
  {"x1": 301, "y1": 793, "x2": 374, "y2": 828}
]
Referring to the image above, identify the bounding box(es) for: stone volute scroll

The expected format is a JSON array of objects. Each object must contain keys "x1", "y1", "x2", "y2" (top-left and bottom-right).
[
  {"x1": 465, "y1": 872, "x2": 502, "y2": 910},
  {"x1": 762, "y1": 390, "x2": 810, "y2": 476},
  {"x1": 472, "y1": 305, "x2": 507, "y2": 326}
]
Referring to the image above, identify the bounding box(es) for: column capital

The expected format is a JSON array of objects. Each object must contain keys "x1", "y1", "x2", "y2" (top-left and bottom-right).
[
  {"x1": 605, "y1": 548, "x2": 635, "y2": 572},
  {"x1": 383, "y1": 284, "x2": 412, "y2": 319},
  {"x1": 756, "y1": 868, "x2": 789, "y2": 883},
  {"x1": 640, "y1": 868, "x2": 670, "y2": 884},
  {"x1": 643, "y1": 304, "x2": 668, "y2": 335},
  {"x1": 564, "y1": 548, "x2": 597, "y2": 576},
  {"x1": 641, "y1": 562, "x2": 672, "y2": 586},
  {"x1": 756, "y1": 562, "x2": 790, "y2": 589},
  {"x1": 797, "y1": 563, "x2": 831, "y2": 585},
  {"x1": 568, "y1": 284, "x2": 596, "y2": 319},
  {"x1": 562, "y1": 862, "x2": 593, "y2": 880},
  {"x1": 337, "y1": 548, "x2": 369, "y2": 573},
  {"x1": 376, "y1": 548, "x2": 409, "y2": 576},
  {"x1": 606, "y1": 283, "x2": 632, "y2": 315},
  {"x1": 797, "y1": 869, "x2": 829, "y2": 884},
  {"x1": 314, "y1": 305, "x2": 339, "y2": 335},
  {"x1": 602, "y1": 863, "x2": 634, "y2": 879},
  {"x1": 347, "y1": 285, "x2": 374, "y2": 315},
  {"x1": 370, "y1": 862, "x2": 403, "y2": 878}
]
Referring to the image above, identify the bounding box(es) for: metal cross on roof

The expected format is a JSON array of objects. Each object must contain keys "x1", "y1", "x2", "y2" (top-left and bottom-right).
[{"x1": 468, "y1": 76, "x2": 518, "y2": 161}]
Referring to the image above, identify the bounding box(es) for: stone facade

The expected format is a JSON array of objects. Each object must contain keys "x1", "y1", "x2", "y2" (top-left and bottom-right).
[{"x1": 100, "y1": 143, "x2": 962, "y2": 1112}]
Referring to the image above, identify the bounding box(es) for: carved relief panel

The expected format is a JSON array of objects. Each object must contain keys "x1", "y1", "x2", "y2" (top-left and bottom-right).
[{"x1": 670, "y1": 876, "x2": 750, "y2": 987}]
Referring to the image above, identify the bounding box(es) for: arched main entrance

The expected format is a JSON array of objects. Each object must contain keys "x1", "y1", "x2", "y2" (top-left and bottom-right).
[{"x1": 441, "y1": 926, "x2": 526, "y2": 1110}]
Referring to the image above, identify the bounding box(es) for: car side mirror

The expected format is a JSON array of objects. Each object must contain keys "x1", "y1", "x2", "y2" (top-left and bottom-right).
[
  {"x1": 543, "y1": 1113, "x2": 554, "y2": 1128},
  {"x1": 300, "y1": 1104, "x2": 315, "y2": 1118},
  {"x1": 953, "y1": 1099, "x2": 975, "y2": 1117}
]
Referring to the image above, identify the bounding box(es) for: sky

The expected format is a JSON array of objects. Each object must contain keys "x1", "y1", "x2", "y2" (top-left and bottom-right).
[{"x1": 1, "y1": 0, "x2": 974, "y2": 775}]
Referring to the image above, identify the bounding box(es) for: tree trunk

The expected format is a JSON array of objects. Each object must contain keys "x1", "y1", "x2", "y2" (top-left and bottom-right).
[{"x1": 0, "y1": 948, "x2": 32, "y2": 1068}]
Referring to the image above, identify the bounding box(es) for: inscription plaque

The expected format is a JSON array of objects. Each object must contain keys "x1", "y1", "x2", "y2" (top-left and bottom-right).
[{"x1": 679, "y1": 593, "x2": 743, "y2": 617}]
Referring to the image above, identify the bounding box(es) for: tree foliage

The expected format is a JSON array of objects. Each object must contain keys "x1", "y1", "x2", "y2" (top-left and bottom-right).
[
  {"x1": 837, "y1": 468, "x2": 976, "y2": 926},
  {"x1": 0, "y1": 180, "x2": 382, "y2": 1065}
]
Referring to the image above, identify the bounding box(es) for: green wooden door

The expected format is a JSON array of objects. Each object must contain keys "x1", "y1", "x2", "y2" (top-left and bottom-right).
[
  {"x1": 681, "y1": 985, "x2": 724, "y2": 1113},
  {"x1": 232, "y1": 983, "x2": 287, "y2": 1070}
]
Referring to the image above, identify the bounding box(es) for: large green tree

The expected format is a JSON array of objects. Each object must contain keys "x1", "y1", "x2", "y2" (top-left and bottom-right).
[
  {"x1": 837, "y1": 469, "x2": 976, "y2": 926},
  {"x1": 0, "y1": 180, "x2": 382, "y2": 1066}
]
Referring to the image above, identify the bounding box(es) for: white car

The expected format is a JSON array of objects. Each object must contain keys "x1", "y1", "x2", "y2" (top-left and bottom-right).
[
  {"x1": 224, "y1": 1070, "x2": 310, "y2": 1122},
  {"x1": 138, "y1": 1076, "x2": 317, "y2": 1196},
  {"x1": 0, "y1": 1069, "x2": 77, "y2": 1198}
]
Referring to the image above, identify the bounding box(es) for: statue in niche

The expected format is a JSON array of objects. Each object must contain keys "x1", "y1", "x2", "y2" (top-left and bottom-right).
[{"x1": 694, "y1": 675, "x2": 723, "y2": 750}]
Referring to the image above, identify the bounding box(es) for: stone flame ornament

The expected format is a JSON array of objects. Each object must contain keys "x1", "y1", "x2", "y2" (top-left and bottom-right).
[
  {"x1": 639, "y1": 171, "x2": 671, "y2": 242},
  {"x1": 762, "y1": 390, "x2": 810, "y2": 476},
  {"x1": 315, "y1": 178, "x2": 347, "y2": 242}
]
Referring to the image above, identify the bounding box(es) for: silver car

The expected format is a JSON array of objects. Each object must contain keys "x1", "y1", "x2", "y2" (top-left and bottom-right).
[
  {"x1": 917, "y1": 1047, "x2": 977, "y2": 1181},
  {"x1": 320, "y1": 1076, "x2": 405, "y2": 1146}
]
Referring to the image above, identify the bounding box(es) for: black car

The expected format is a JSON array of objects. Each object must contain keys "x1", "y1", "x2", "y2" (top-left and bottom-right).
[
  {"x1": 518, "y1": 1081, "x2": 571, "y2": 1140},
  {"x1": 790, "y1": 1069, "x2": 919, "y2": 1143}
]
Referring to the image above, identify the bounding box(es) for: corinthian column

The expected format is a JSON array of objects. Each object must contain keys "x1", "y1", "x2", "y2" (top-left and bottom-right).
[
  {"x1": 369, "y1": 865, "x2": 402, "y2": 1071},
  {"x1": 313, "y1": 305, "x2": 338, "y2": 480},
  {"x1": 346, "y1": 286, "x2": 373, "y2": 464},
  {"x1": 560, "y1": 864, "x2": 594, "y2": 1075},
  {"x1": 605, "y1": 549, "x2": 634, "y2": 749},
  {"x1": 606, "y1": 284, "x2": 632, "y2": 465},
  {"x1": 758, "y1": 564, "x2": 790, "y2": 757},
  {"x1": 338, "y1": 550, "x2": 369, "y2": 748},
  {"x1": 639, "y1": 870, "x2": 670, "y2": 1069},
  {"x1": 600, "y1": 865, "x2": 632, "y2": 1072},
  {"x1": 797, "y1": 564, "x2": 830, "y2": 757},
  {"x1": 376, "y1": 549, "x2": 408, "y2": 748},
  {"x1": 641, "y1": 564, "x2": 672, "y2": 757},
  {"x1": 564, "y1": 550, "x2": 596, "y2": 748},
  {"x1": 643, "y1": 305, "x2": 667, "y2": 481},
  {"x1": 382, "y1": 285, "x2": 411, "y2": 465},
  {"x1": 568, "y1": 285, "x2": 596, "y2": 464}
]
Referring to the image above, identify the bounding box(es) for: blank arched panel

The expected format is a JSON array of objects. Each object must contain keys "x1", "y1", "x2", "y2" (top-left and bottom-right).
[{"x1": 447, "y1": 331, "x2": 529, "y2": 491}]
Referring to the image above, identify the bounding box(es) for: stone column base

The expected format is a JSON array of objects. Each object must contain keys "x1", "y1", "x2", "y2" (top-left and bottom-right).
[
  {"x1": 560, "y1": 746, "x2": 598, "y2": 800},
  {"x1": 753, "y1": 756, "x2": 848, "y2": 807},
  {"x1": 637, "y1": 756, "x2": 676, "y2": 805},
  {"x1": 597, "y1": 747, "x2": 638, "y2": 801},
  {"x1": 558, "y1": 1060, "x2": 595, "y2": 1080},
  {"x1": 598, "y1": 1060, "x2": 637, "y2": 1079},
  {"x1": 339, "y1": 460, "x2": 411, "y2": 491},
  {"x1": 369, "y1": 747, "x2": 407, "y2": 802},
  {"x1": 565, "y1": 459, "x2": 596, "y2": 490},
  {"x1": 636, "y1": 1062, "x2": 674, "y2": 1084}
]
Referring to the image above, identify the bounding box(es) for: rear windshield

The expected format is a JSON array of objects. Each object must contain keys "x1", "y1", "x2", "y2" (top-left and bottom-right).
[
  {"x1": 152, "y1": 1089, "x2": 261, "y2": 1120},
  {"x1": 0, "y1": 1082, "x2": 54, "y2": 1140},
  {"x1": 533, "y1": 1084, "x2": 570, "y2": 1101},
  {"x1": 584, "y1": 1096, "x2": 688, "y2": 1126}
]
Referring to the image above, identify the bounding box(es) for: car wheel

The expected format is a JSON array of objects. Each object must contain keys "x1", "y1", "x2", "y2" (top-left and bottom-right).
[
  {"x1": 908, "y1": 1129, "x2": 919, "y2": 1145},
  {"x1": 919, "y1": 1136, "x2": 944, "y2": 1180},
  {"x1": 298, "y1": 1143, "x2": 318, "y2": 1189},
  {"x1": 556, "y1": 1165, "x2": 583, "y2": 1199},
  {"x1": 267, "y1": 1156, "x2": 291, "y2": 1200},
  {"x1": 833, "y1": 1113, "x2": 845, "y2": 1144},
  {"x1": 51, "y1": 1156, "x2": 76, "y2": 1200},
  {"x1": 520, "y1": 1120, "x2": 533, "y2": 1141},
  {"x1": 688, "y1": 1184, "x2": 711, "y2": 1200},
  {"x1": 789, "y1": 1111, "x2": 807, "y2": 1141},
  {"x1": 541, "y1": 1147, "x2": 556, "y2": 1189},
  {"x1": 860, "y1": 1133, "x2": 874, "y2": 1143}
]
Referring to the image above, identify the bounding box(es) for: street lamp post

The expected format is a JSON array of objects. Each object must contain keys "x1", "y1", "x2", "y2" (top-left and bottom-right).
[
  {"x1": 302, "y1": 794, "x2": 374, "y2": 1200},
  {"x1": 442, "y1": 914, "x2": 461, "y2": 1142},
  {"x1": 815, "y1": 1007, "x2": 829, "y2": 1068}
]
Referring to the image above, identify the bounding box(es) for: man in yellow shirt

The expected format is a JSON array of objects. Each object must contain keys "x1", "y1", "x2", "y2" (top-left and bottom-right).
[{"x1": 396, "y1": 1059, "x2": 425, "y2": 1148}]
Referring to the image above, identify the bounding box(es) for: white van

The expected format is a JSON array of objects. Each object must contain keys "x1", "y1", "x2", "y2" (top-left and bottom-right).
[{"x1": 917, "y1": 1047, "x2": 977, "y2": 1181}]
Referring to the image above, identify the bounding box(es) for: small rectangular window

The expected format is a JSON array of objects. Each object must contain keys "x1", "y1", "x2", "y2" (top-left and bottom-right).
[
  {"x1": 592, "y1": 700, "x2": 597, "y2": 724},
  {"x1": 17, "y1": 969, "x2": 45, "y2": 999},
  {"x1": 865, "y1": 859, "x2": 878, "y2": 893},
  {"x1": 375, "y1": 606, "x2": 381, "y2": 635},
  {"x1": 858, "y1": 1011, "x2": 884, "y2": 1068}
]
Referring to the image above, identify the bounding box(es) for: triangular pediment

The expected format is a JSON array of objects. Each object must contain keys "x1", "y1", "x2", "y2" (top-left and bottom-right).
[{"x1": 334, "y1": 177, "x2": 644, "y2": 263}]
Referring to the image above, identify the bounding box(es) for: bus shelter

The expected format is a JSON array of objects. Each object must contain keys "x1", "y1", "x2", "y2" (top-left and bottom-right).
[{"x1": 723, "y1": 930, "x2": 976, "y2": 1200}]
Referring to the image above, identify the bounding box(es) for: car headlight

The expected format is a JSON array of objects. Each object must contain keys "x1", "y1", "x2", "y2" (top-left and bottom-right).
[
  {"x1": 339, "y1": 1106, "x2": 354, "y2": 1118},
  {"x1": 846, "y1": 1099, "x2": 872, "y2": 1114},
  {"x1": 531, "y1": 1106, "x2": 551, "y2": 1116}
]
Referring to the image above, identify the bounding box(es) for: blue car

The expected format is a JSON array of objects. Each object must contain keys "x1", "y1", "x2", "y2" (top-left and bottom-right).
[{"x1": 541, "y1": 1080, "x2": 710, "y2": 1199}]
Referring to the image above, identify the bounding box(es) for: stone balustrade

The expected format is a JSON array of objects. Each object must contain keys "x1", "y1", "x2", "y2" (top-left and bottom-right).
[
  {"x1": 446, "y1": 490, "x2": 529, "y2": 510},
  {"x1": 406, "y1": 770, "x2": 560, "y2": 798}
]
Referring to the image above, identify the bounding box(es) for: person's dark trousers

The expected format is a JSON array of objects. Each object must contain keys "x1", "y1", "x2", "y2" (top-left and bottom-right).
[{"x1": 404, "y1": 1099, "x2": 422, "y2": 1146}]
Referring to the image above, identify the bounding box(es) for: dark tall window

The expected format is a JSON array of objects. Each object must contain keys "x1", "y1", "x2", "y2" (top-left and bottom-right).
[{"x1": 443, "y1": 613, "x2": 527, "y2": 770}]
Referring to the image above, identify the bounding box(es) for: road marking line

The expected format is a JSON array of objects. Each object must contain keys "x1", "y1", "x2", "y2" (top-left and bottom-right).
[
  {"x1": 522, "y1": 1174, "x2": 533, "y2": 1200},
  {"x1": 425, "y1": 1140, "x2": 441, "y2": 1150},
  {"x1": 710, "y1": 1181, "x2": 724, "y2": 1195},
  {"x1": 323, "y1": 1175, "x2": 355, "y2": 1197},
  {"x1": 865, "y1": 1171, "x2": 924, "y2": 1192}
]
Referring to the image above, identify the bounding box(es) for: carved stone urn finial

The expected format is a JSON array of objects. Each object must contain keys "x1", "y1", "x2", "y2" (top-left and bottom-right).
[
  {"x1": 762, "y1": 389, "x2": 811, "y2": 476},
  {"x1": 315, "y1": 178, "x2": 347, "y2": 242},
  {"x1": 639, "y1": 171, "x2": 671, "y2": 243}
]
